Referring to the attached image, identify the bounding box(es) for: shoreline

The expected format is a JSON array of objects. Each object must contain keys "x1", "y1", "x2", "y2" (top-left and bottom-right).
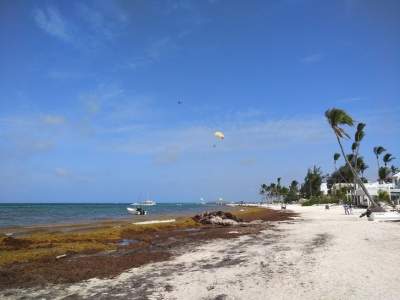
[
  {"x1": 0, "y1": 204, "x2": 240, "y2": 234},
  {"x1": 0, "y1": 206, "x2": 240, "y2": 236},
  {"x1": 2, "y1": 204, "x2": 398, "y2": 299},
  {"x1": 0, "y1": 206, "x2": 295, "y2": 291}
]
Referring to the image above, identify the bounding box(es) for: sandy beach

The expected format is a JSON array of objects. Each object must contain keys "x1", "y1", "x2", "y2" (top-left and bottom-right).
[{"x1": 1, "y1": 205, "x2": 399, "y2": 299}]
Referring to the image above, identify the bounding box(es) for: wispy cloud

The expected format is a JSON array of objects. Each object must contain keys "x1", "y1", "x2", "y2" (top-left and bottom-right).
[
  {"x1": 110, "y1": 116, "x2": 331, "y2": 164},
  {"x1": 75, "y1": 2, "x2": 128, "y2": 41},
  {"x1": 0, "y1": 115, "x2": 65, "y2": 160},
  {"x1": 33, "y1": 6, "x2": 71, "y2": 42},
  {"x1": 146, "y1": 36, "x2": 178, "y2": 61},
  {"x1": 300, "y1": 53, "x2": 324, "y2": 64},
  {"x1": 33, "y1": 3, "x2": 129, "y2": 50},
  {"x1": 77, "y1": 84, "x2": 160, "y2": 137}
]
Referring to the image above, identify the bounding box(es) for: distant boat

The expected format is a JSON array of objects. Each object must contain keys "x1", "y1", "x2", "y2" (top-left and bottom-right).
[
  {"x1": 131, "y1": 200, "x2": 156, "y2": 206},
  {"x1": 127, "y1": 206, "x2": 148, "y2": 215}
]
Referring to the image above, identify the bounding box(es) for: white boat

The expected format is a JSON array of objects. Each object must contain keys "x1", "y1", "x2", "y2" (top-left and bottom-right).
[
  {"x1": 127, "y1": 207, "x2": 148, "y2": 215},
  {"x1": 368, "y1": 211, "x2": 400, "y2": 221},
  {"x1": 131, "y1": 200, "x2": 156, "y2": 206}
]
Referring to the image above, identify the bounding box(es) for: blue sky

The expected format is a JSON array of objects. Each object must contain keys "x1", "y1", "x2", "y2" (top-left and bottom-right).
[{"x1": 0, "y1": 0, "x2": 399, "y2": 203}]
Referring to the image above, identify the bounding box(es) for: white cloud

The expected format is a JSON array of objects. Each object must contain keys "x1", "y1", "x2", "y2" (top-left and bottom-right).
[
  {"x1": 300, "y1": 53, "x2": 324, "y2": 64},
  {"x1": 33, "y1": 7, "x2": 71, "y2": 42}
]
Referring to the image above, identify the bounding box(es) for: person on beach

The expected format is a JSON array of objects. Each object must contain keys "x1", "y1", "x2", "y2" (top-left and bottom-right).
[
  {"x1": 343, "y1": 203, "x2": 349, "y2": 215},
  {"x1": 348, "y1": 204, "x2": 353, "y2": 214}
]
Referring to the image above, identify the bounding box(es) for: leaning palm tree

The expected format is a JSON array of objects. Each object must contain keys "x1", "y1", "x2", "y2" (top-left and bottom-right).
[
  {"x1": 325, "y1": 108, "x2": 379, "y2": 208},
  {"x1": 373, "y1": 146, "x2": 386, "y2": 169},
  {"x1": 383, "y1": 153, "x2": 395, "y2": 167},
  {"x1": 333, "y1": 153, "x2": 340, "y2": 170}
]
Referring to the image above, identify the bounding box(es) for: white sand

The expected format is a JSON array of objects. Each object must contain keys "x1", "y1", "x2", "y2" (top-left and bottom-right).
[{"x1": 3, "y1": 205, "x2": 400, "y2": 300}]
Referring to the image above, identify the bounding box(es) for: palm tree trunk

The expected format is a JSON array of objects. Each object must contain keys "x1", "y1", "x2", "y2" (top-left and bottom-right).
[
  {"x1": 353, "y1": 146, "x2": 361, "y2": 206},
  {"x1": 335, "y1": 135, "x2": 380, "y2": 208}
]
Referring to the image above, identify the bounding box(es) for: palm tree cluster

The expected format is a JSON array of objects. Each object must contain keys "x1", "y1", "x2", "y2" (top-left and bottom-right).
[
  {"x1": 373, "y1": 147, "x2": 397, "y2": 183},
  {"x1": 300, "y1": 166, "x2": 324, "y2": 199},
  {"x1": 259, "y1": 177, "x2": 294, "y2": 203},
  {"x1": 325, "y1": 108, "x2": 397, "y2": 208}
]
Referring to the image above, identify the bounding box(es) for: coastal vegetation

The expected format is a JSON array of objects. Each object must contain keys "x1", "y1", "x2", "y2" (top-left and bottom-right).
[
  {"x1": 300, "y1": 166, "x2": 324, "y2": 199},
  {"x1": 260, "y1": 108, "x2": 398, "y2": 207}
]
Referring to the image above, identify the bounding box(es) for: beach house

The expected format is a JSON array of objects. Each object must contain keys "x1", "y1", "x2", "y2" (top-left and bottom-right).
[{"x1": 354, "y1": 172, "x2": 400, "y2": 207}]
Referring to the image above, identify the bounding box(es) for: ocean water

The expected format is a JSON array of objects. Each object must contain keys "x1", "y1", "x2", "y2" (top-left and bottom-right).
[{"x1": 0, "y1": 203, "x2": 222, "y2": 228}]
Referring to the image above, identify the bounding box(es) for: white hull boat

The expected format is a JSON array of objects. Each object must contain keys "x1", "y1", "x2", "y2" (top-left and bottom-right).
[
  {"x1": 131, "y1": 200, "x2": 156, "y2": 206},
  {"x1": 368, "y1": 211, "x2": 400, "y2": 221},
  {"x1": 127, "y1": 207, "x2": 148, "y2": 215}
]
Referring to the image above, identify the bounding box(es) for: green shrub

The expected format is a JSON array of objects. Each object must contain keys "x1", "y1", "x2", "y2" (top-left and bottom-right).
[{"x1": 301, "y1": 195, "x2": 339, "y2": 206}]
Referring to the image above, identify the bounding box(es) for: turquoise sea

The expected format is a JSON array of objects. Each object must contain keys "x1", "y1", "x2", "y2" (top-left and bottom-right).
[{"x1": 0, "y1": 203, "x2": 221, "y2": 228}]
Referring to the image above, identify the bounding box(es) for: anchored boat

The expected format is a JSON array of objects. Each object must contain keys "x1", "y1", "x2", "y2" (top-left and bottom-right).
[
  {"x1": 130, "y1": 200, "x2": 156, "y2": 206},
  {"x1": 127, "y1": 206, "x2": 148, "y2": 215}
]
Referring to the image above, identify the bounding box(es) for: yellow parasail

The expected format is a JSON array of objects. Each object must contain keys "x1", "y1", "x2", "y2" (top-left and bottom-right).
[{"x1": 214, "y1": 131, "x2": 225, "y2": 140}]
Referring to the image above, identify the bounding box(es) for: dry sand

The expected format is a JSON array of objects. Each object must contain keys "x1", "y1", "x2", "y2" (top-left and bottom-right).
[{"x1": 2, "y1": 205, "x2": 400, "y2": 300}]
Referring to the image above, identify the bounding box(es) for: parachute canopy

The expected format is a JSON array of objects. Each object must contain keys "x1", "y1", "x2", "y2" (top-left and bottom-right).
[{"x1": 214, "y1": 131, "x2": 225, "y2": 140}]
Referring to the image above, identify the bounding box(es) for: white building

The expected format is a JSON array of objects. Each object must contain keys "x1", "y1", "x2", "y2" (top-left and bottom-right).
[
  {"x1": 355, "y1": 173, "x2": 400, "y2": 207},
  {"x1": 320, "y1": 182, "x2": 329, "y2": 195}
]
